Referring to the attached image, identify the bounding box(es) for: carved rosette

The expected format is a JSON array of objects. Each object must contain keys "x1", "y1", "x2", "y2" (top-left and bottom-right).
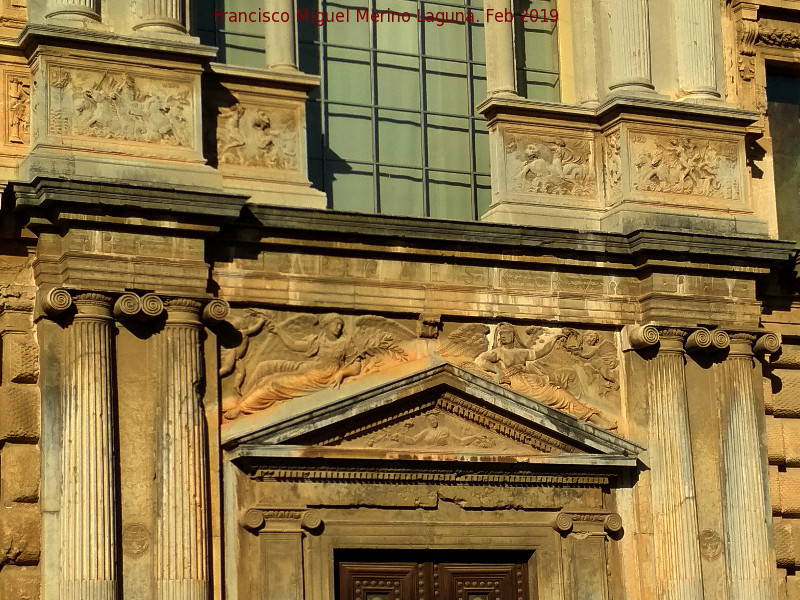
[
  {"x1": 155, "y1": 298, "x2": 209, "y2": 599},
  {"x1": 60, "y1": 292, "x2": 118, "y2": 599},
  {"x1": 719, "y1": 333, "x2": 773, "y2": 598},
  {"x1": 648, "y1": 327, "x2": 704, "y2": 598}
]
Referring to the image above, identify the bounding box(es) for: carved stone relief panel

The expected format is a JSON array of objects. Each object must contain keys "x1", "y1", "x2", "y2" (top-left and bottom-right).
[
  {"x1": 603, "y1": 130, "x2": 622, "y2": 201},
  {"x1": 6, "y1": 73, "x2": 28, "y2": 145},
  {"x1": 758, "y1": 22, "x2": 800, "y2": 49},
  {"x1": 45, "y1": 65, "x2": 194, "y2": 147},
  {"x1": 219, "y1": 310, "x2": 621, "y2": 432},
  {"x1": 438, "y1": 323, "x2": 620, "y2": 430},
  {"x1": 504, "y1": 132, "x2": 597, "y2": 198},
  {"x1": 214, "y1": 102, "x2": 299, "y2": 170},
  {"x1": 628, "y1": 131, "x2": 742, "y2": 202}
]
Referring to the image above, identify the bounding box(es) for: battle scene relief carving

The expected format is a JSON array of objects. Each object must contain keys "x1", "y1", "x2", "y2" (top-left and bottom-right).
[
  {"x1": 47, "y1": 67, "x2": 193, "y2": 146},
  {"x1": 216, "y1": 103, "x2": 299, "y2": 169},
  {"x1": 439, "y1": 323, "x2": 618, "y2": 430},
  {"x1": 506, "y1": 134, "x2": 596, "y2": 197},
  {"x1": 630, "y1": 133, "x2": 740, "y2": 200},
  {"x1": 220, "y1": 311, "x2": 620, "y2": 431}
]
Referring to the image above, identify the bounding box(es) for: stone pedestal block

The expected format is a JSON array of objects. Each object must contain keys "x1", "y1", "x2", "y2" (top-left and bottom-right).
[
  {"x1": 0, "y1": 506, "x2": 41, "y2": 565},
  {"x1": 0, "y1": 566, "x2": 40, "y2": 600}
]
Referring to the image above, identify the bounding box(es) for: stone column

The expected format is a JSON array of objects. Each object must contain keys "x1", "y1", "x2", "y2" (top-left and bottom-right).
[
  {"x1": 648, "y1": 328, "x2": 704, "y2": 599},
  {"x1": 265, "y1": 0, "x2": 297, "y2": 71},
  {"x1": 155, "y1": 299, "x2": 210, "y2": 599},
  {"x1": 60, "y1": 293, "x2": 118, "y2": 600},
  {"x1": 484, "y1": 0, "x2": 516, "y2": 96},
  {"x1": 719, "y1": 334, "x2": 774, "y2": 599},
  {"x1": 45, "y1": 0, "x2": 100, "y2": 21},
  {"x1": 607, "y1": 0, "x2": 655, "y2": 94},
  {"x1": 135, "y1": 0, "x2": 187, "y2": 33},
  {"x1": 674, "y1": 0, "x2": 720, "y2": 99}
]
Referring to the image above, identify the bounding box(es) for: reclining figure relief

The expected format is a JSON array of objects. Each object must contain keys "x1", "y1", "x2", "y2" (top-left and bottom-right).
[{"x1": 221, "y1": 311, "x2": 415, "y2": 420}]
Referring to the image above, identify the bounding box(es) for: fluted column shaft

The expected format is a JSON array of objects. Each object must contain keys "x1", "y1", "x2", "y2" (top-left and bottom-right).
[
  {"x1": 46, "y1": 0, "x2": 100, "y2": 21},
  {"x1": 720, "y1": 335, "x2": 772, "y2": 600},
  {"x1": 155, "y1": 300, "x2": 209, "y2": 600},
  {"x1": 484, "y1": 0, "x2": 516, "y2": 96},
  {"x1": 674, "y1": 0, "x2": 719, "y2": 99},
  {"x1": 136, "y1": 0, "x2": 187, "y2": 33},
  {"x1": 608, "y1": 0, "x2": 654, "y2": 93},
  {"x1": 265, "y1": 0, "x2": 298, "y2": 71},
  {"x1": 60, "y1": 294, "x2": 118, "y2": 600},
  {"x1": 648, "y1": 330, "x2": 704, "y2": 599}
]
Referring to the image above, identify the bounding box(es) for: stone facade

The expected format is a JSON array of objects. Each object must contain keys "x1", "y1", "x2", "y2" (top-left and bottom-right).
[{"x1": 0, "y1": 0, "x2": 797, "y2": 599}]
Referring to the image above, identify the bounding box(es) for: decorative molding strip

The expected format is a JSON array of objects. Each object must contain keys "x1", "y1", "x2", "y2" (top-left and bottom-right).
[{"x1": 758, "y1": 27, "x2": 800, "y2": 49}]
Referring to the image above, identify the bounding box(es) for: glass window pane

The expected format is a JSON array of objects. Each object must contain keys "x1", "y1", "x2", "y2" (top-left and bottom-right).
[
  {"x1": 327, "y1": 104, "x2": 373, "y2": 162},
  {"x1": 330, "y1": 162, "x2": 375, "y2": 212},
  {"x1": 469, "y1": 21, "x2": 485, "y2": 64},
  {"x1": 429, "y1": 171, "x2": 473, "y2": 219},
  {"x1": 518, "y1": 70, "x2": 560, "y2": 102},
  {"x1": 427, "y1": 115, "x2": 470, "y2": 171},
  {"x1": 476, "y1": 175, "x2": 491, "y2": 216},
  {"x1": 379, "y1": 166, "x2": 424, "y2": 215},
  {"x1": 327, "y1": 47, "x2": 372, "y2": 104},
  {"x1": 306, "y1": 100, "x2": 323, "y2": 159},
  {"x1": 378, "y1": 110, "x2": 422, "y2": 166},
  {"x1": 377, "y1": 53, "x2": 420, "y2": 111},
  {"x1": 474, "y1": 129, "x2": 489, "y2": 173},
  {"x1": 375, "y1": 0, "x2": 419, "y2": 54},
  {"x1": 422, "y1": 4, "x2": 468, "y2": 60},
  {"x1": 472, "y1": 64, "x2": 487, "y2": 104},
  {"x1": 326, "y1": 0, "x2": 371, "y2": 48},
  {"x1": 426, "y1": 59, "x2": 468, "y2": 115}
]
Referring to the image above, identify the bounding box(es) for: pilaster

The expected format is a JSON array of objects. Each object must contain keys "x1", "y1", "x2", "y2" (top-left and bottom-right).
[
  {"x1": 719, "y1": 333, "x2": 775, "y2": 600},
  {"x1": 55, "y1": 292, "x2": 118, "y2": 600}
]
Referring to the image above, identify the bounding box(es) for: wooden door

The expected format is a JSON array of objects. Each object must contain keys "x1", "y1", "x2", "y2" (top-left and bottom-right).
[{"x1": 339, "y1": 555, "x2": 530, "y2": 600}]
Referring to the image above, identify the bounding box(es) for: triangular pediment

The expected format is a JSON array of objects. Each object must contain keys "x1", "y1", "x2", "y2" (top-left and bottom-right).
[{"x1": 223, "y1": 361, "x2": 642, "y2": 467}]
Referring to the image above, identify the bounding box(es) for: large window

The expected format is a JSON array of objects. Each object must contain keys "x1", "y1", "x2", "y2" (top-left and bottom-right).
[
  {"x1": 197, "y1": 0, "x2": 560, "y2": 219},
  {"x1": 767, "y1": 72, "x2": 800, "y2": 243}
]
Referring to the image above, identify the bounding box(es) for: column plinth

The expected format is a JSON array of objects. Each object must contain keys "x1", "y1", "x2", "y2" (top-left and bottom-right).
[{"x1": 60, "y1": 293, "x2": 118, "y2": 600}]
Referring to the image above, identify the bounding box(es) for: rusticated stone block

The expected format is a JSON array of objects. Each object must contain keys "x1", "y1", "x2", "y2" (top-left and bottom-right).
[
  {"x1": 0, "y1": 385, "x2": 39, "y2": 443},
  {"x1": 788, "y1": 573, "x2": 800, "y2": 600},
  {"x1": 774, "y1": 518, "x2": 800, "y2": 568},
  {"x1": 773, "y1": 370, "x2": 800, "y2": 418},
  {"x1": 0, "y1": 444, "x2": 39, "y2": 503},
  {"x1": 774, "y1": 469, "x2": 800, "y2": 517},
  {"x1": 0, "y1": 506, "x2": 40, "y2": 565},
  {"x1": 2, "y1": 334, "x2": 38, "y2": 384},
  {"x1": 767, "y1": 416, "x2": 800, "y2": 466},
  {"x1": 0, "y1": 565, "x2": 40, "y2": 600}
]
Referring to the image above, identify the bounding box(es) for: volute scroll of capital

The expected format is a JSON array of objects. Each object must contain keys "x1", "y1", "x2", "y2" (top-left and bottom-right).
[{"x1": 504, "y1": 132, "x2": 597, "y2": 198}]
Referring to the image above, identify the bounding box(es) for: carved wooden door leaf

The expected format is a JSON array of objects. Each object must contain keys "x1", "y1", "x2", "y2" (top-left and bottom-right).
[{"x1": 339, "y1": 560, "x2": 530, "y2": 600}]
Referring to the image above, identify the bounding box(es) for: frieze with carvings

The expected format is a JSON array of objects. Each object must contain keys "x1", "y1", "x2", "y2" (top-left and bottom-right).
[
  {"x1": 216, "y1": 103, "x2": 299, "y2": 169},
  {"x1": 506, "y1": 134, "x2": 596, "y2": 197},
  {"x1": 47, "y1": 67, "x2": 192, "y2": 146},
  {"x1": 220, "y1": 311, "x2": 620, "y2": 430},
  {"x1": 629, "y1": 133, "x2": 740, "y2": 200},
  {"x1": 439, "y1": 323, "x2": 618, "y2": 430},
  {"x1": 7, "y1": 74, "x2": 28, "y2": 144},
  {"x1": 758, "y1": 26, "x2": 800, "y2": 49}
]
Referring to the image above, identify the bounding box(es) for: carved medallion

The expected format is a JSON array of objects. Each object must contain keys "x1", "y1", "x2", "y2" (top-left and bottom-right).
[
  {"x1": 506, "y1": 134, "x2": 596, "y2": 197},
  {"x1": 47, "y1": 66, "x2": 193, "y2": 146},
  {"x1": 122, "y1": 523, "x2": 150, "y2": 556},
  {"x1": 699, "y1": 529, "x2": 722, "y2": 559}
]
